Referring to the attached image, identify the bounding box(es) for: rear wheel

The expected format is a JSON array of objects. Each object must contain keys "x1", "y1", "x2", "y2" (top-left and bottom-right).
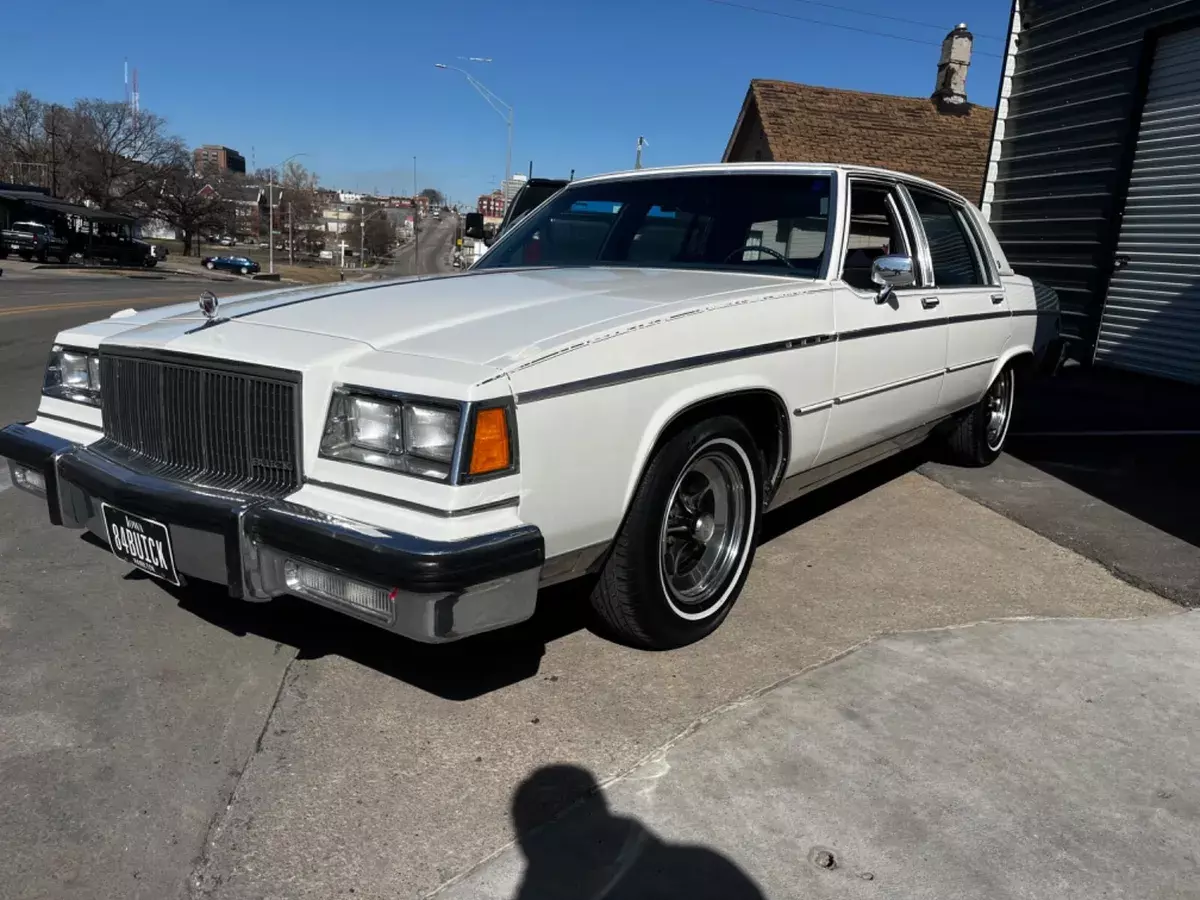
[
  {"x1": 205, "y1": 260, "x2": 215, "y2": 270},
  {"x1": 589, "y1": 416, "x2": 762, "y2": 649},
  {"x1": 944, "y1": 365, "x2": 1016, "y2": 466}
]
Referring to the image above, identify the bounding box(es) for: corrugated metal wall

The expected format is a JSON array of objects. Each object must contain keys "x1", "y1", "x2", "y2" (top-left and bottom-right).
[
  {"x1": 1094, "y1": 27, "x2": 1200, "y2": 382},
  {"x1": 983, "y1": 0, "x2": 1200, "y2": 358}
]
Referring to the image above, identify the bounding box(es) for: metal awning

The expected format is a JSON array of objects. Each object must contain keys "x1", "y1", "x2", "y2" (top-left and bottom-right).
[{"x1": 0, "y1": 190, "x2": 136, "y2": 224}]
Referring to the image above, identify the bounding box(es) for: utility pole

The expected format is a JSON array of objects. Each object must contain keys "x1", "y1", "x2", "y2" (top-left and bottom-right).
[
  {"x1": 360, "y1": 204, "x2": 365, "y2": 268},
  {"x1": 288, "y1": 202, "x2": 294, "y2": 266},
  {"x1": 268, "y1": 171, "x2": 274, "y2": 274},
  {"x1": 413, "y1": 156, "x2": 420, "y2": 279},
  {"x1": 635, "y1": 136, "x2": 646, "y2": 170}
]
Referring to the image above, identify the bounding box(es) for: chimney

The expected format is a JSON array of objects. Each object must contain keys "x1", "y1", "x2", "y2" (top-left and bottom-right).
[{"x1": 933, "y1": 23, "x2": 973, "y2": 114}]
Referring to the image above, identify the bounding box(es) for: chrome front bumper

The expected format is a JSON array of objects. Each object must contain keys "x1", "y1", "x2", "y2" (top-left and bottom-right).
[{"x1": 1, "y1": 422, "x2": 544, "y2": 643}]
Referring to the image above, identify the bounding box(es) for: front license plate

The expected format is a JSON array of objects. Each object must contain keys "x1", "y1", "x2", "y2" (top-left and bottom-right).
[{"x1": 101, "y1": 504, "x2": 181, "y2": 586}]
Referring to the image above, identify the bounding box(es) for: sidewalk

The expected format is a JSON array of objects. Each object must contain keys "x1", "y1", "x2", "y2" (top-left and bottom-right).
[{"x1": 437, "y1": 612, "x2": 1200, "y2": 899}]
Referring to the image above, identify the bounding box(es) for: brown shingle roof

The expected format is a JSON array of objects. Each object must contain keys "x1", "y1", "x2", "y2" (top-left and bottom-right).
[{"x1": 728, "y1": 79, "x2": 995, "y2": 202}]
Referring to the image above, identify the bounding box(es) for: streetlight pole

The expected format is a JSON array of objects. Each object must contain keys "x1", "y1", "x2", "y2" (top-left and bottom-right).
[
  {"x1": 434, "y1": 62, "x2": 513, "y2": 185},
  {"x1": 267, "y1": 152, "x2": 308, "y2": 275}
]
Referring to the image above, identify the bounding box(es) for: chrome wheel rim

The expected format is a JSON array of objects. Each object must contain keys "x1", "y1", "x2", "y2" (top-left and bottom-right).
[
  {"x1": 659, "y1": 444, "x2": 749, "y2": 616},
  {"x1": 985, "y1": 369, "x2": 1015, "y2": 451}
]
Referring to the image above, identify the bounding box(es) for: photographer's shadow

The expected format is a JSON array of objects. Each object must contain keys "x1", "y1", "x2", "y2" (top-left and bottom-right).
[{"x1": 510, "y1": 764, "x2": 766, "y2": 900}]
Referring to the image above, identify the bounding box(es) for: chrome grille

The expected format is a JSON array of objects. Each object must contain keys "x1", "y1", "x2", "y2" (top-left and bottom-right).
[{"x1": 98, "y1": 353, "x2": 301, "y2": 497}]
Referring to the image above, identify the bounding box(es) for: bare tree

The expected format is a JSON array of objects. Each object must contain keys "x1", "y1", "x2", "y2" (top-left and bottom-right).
[
  {"x1": 281, "y1": 161, "x2": 321, "y2": 249},
  {"x1": 342, "y1": 209, "x2": 395, "y2": 261},
  {"x1": 152, "y1": 154, "x2": 233, "y2": 256},
  {"x1": 67, "y1": 99, "x2": 183, "y2": 211}
]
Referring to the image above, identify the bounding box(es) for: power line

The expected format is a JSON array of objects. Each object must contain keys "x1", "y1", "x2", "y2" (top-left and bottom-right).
[
  {"x1": 777, "y1": 0, "x2": 1005, "y2": 41},
  {"x1": 703, "y1": 0, "x2": 1003, "y2": 58}
]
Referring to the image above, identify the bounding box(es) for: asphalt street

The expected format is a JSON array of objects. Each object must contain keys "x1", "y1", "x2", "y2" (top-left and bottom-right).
[
  {"x1": 379, "y1": 216, "x2": 459, "y2": 278},
  {"x1": 0, "y1": 265, "x2": 1192, "y2": 899},
  {"x1": 0, "y1": 273, "x2": 261, "y2": 424}
]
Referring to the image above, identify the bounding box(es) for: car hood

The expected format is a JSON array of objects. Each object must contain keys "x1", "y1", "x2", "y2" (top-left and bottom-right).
[{"x1": 98, "y1": 267, "x2": 807, "y2": 370}]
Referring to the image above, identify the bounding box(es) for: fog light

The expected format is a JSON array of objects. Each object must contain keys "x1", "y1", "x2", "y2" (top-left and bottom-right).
[
  {"x1": 283, "y1": 559, "x2": 394, "y2": 622},
  {"x1": 11, "y1": 464, "x2": 46, "y2": 496}
]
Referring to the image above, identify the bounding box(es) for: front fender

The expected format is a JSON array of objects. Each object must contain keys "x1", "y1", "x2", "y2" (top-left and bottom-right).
[{"x1": 620, "y1": 375, "x2": 787, "y2": 514}]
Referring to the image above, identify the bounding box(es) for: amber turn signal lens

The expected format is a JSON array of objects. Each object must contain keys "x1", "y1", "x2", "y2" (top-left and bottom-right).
[{"x1": 468, "y1": 407, "x2": 511, "y2": 475}]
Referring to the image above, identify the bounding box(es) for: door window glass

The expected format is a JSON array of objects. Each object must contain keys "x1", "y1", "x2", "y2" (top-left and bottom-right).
[
  {"x1": 908, "y1": 190, "x2": 985, "y2": 287},
  {"x1": 842, "y1": 182, "x2": 910, "y2": 291}
]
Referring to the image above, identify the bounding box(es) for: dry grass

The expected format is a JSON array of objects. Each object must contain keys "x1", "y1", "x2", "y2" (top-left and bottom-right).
[{"x1": 273, "y1": 265, "x2": 346, "y2": 285}]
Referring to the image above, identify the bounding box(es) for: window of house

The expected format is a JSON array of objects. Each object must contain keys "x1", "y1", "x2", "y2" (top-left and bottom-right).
[
  {"x1": 841, "y1": 182, "x2": 911, "y2": 291},
  {"x1": 907, "y1": 189, "x2": 986, "y2": 287}
]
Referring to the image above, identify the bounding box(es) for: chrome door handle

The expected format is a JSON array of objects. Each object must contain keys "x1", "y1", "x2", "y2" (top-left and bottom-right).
[
  {"x1": 921, "y1": 296, "x2": 940, "y2": 309},
  {"x1": 991, "y1": 292, "x2": 1005, "y2": 304}
]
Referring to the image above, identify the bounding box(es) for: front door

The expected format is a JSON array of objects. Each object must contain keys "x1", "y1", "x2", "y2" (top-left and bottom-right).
[
  {"x1": 903, "y1": 186, "x2": 1011, "y2": 415},
  {"x1": 816, "y1": 177, "x2": 948, "y2": 465}
]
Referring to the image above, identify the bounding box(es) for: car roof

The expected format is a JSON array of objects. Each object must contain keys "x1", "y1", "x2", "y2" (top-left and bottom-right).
[{"x1": 566, "y1": 162, "x2": 971, "y2": 206}]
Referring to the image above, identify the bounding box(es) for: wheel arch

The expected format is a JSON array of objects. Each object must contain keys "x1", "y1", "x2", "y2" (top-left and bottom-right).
[
  {"x1": 988, "y1": 344, "x2": 1035, "y2": 389},
  {"x1": 620, "y1": 379, "x2": 791, "y2": 518}
]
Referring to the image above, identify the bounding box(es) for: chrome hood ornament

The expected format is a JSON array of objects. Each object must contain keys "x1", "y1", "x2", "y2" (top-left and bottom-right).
[{"x1": 199, "y1": 290, "x2": 219, "y2": 319}]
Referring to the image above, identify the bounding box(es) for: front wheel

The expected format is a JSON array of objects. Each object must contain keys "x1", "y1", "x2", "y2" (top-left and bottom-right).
[
  {"x1": 943, "y1": 365, "x2": 1016, "y2": 466},
  {"x1": 205, "y1": 261, "x2": 215, "y2": 270},
  {"x1": 240, "y1": 266, "x2": 250, "y2": 275},
  {"x1": 589, "y1": 416, "x2": 762, "y2": 649}
]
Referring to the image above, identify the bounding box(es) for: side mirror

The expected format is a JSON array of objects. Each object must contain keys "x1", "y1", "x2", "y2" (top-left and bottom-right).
[{"x1": 871, "y1": 254, "x2": 915, "y2": 303}]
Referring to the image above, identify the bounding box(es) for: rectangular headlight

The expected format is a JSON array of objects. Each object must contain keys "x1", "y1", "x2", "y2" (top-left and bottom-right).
[
  {"x1": 43, "y1": 345, "x2": 102, "y2": 407},
  {"x1": 403, "y1": 404, "x2": 459, "y2": 463},
  {"x1": 320, "y1": 389, "x2": 462, "y2": 480}
]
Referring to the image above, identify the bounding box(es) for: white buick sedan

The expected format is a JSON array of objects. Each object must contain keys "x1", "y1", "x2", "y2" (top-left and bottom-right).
[{"x1": 1, "y1": 164, "x2": 1059, "y2": 649}]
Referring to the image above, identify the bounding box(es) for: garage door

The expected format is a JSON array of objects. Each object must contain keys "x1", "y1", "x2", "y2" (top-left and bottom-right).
[{"x1": 1096, "y1": 27, "x2": 1200, "y2": 383}]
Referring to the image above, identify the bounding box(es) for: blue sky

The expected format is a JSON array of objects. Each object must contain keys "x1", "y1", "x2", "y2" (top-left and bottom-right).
[{"x1": 3, "y1": 0, "x2": 1010, "y2": 202}]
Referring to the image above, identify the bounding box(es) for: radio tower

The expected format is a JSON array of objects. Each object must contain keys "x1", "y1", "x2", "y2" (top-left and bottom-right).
[{"x1": 131, "y1": 67, "x2": 140, "y2": 128}]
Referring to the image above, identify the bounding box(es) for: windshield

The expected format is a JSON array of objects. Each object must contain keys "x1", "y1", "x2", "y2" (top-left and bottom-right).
[
  {"x1": 15, "y1": 222, "x2": 48, "y2": 234},
  {"x1": 475, "y1": 173, "x2": 832, "y2": 278}
]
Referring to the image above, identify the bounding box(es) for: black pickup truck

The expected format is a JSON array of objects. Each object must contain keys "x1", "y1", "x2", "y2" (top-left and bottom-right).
[{"x1": 0, "y1": 221, "x2": 71, "y2": 263}]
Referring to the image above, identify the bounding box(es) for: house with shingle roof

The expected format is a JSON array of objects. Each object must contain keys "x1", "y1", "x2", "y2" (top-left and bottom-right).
[{"x1": 722, "y1": 25, "x2": 995, "y2": 203}]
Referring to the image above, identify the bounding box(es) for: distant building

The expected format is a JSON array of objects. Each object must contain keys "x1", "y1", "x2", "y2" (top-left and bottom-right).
[
  {"x1": 477, "y1": 191, "x2": 504, "y2": 218},
  {"x1": 500, "y1": 174, "x2": 527, "y2": 204},
  {"x1": 193, "y1": 145, "x2": 247, "y2": 175},
  {"x1": 339, "y1": 191, "x2": 365, "y2": 204}
]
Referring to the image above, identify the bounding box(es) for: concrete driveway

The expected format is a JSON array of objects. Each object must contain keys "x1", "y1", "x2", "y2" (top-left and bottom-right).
[
  {"x1": 442, "y1": 613, "x2": 1200, "y2": 900},
  {"x1": 2, "y1": 460, "x2": 1170, "y2": 900}
]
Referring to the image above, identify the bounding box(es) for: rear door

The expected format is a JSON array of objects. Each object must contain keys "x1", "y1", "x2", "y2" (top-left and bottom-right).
[
  {"x1": 817, "y1": 176, "x2": 948, "y2": 465},
  {"x1": 902, "y1": 185, "x2": 1010, "y2": 415}
]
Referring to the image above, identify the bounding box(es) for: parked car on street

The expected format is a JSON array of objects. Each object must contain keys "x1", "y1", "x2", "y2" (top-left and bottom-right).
[
  {"x1": 0, "y1": 221, "x2": 71, "y2": 263},
  {"x1": 0, "y1": 164, "x2": 1059, "y2": 650},
  {"x1": 201, "y1": 255, "x2": 260, "y2": 275}
]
